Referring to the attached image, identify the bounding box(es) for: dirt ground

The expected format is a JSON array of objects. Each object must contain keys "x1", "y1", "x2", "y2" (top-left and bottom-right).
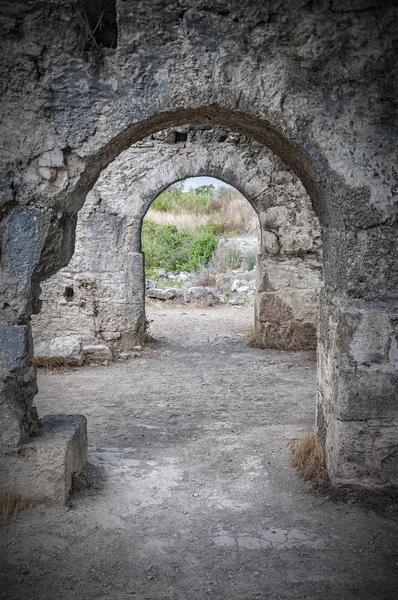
[{"x1": 1, "y1": 305, "x2": 398, "y2": 600}]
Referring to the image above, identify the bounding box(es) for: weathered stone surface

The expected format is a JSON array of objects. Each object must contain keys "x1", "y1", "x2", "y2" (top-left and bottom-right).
[
  {"x1": 317, "y1": 292, "x2": 398, "y2": 487},
  {"x1": 0, "y1": 0, "x2": 396, "y2": 489},
  {"x1": 34, "y1": 335, "x2": 84, "y2": 366},
  {"x1": 184, "y1": 286, "x2": 218, "y2": 305},
  {"x1": 0, "y1": 323, "x2": 38, "y2": 447},
  {"x1": 83, "y1": 345, "x2": 113, "y2": 363},
  {"x1": 148, "y1": 288, "x2": 183, "y2": 301},
  {"x1": 32, "y1": 125, "x2": 322, "y2": 357},
  {"x1": 255, "y1": 290, "x2": 318, "y2": 350},
  {"x1": 0, "y1": 414, "x2": 87, "y2": 504}
]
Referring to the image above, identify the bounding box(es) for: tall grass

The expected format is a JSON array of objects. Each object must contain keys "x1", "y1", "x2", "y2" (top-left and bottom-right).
[
  {"x1": 215, "y1": 188, "x2": 259, "y2": 236},
  {"x1": 146, "y1": 210, "x2": 215, "y2": 232},
  {"x1": 208, "y1": 242, "x2": 243, "y2": 272},
  {"x1": 291, "y1": 432, "x2": 327, "y2": 484},
  {"x1": 147, "y1": 184, "x2": 259, "y2": 236}
]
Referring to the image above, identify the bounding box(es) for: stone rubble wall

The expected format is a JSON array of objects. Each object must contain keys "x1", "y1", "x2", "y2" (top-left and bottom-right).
[{"x1": 31, "y1": 125, "x2": 323, "y2": 359}]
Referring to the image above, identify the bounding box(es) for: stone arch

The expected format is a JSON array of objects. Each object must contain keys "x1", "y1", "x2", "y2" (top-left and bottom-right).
[
  {"x1": 32, "y1": 125, "x2": 322, "y2": 362},
  {"x1": 1, "y1": 1, "x2": 397, "y2": 496},
  {"x1": 2, "y1": 105, "x2": 397, "y2": 493},
  {"x1": 63, "y1": 107, "x2": 325, "y2": 224}
]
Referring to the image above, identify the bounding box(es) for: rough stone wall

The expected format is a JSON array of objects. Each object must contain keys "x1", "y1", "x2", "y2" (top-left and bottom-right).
[
  {"x1": 0, "y1": 0, "x2": 397, "y2": 489},
  {"x1": 31, "y1": 125, "x2": 323, "y2": 359}
]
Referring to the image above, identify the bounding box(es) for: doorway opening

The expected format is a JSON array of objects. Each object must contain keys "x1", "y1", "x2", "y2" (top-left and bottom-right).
[{"x1": 143, "y1": 177, "x2": 259, "y2": 316}]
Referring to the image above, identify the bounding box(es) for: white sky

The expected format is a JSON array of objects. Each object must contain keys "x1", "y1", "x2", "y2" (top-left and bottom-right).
[{"x1": 181, "y1": 176, "x2": 233, "y2": 191}]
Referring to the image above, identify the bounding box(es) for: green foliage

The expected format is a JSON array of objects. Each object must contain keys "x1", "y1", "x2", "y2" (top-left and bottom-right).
[
  {"x1": 143, "y1": 181, "x2": 259, "y2": 276},
  {"x1": 199, "y1": 222, "x2": 229, "y2": 236},
  {"x1": 152, "y1": 183, "x2": 216, "y2": 214},
  {"x1": 186, "y1": 233, "x2": 217, "y2": 271},
  {"x1": 194, "y1": 184, "x2": 215, "y2": 196},
  {"x1": 142, "y1": 221, "x2": 217, "y2": 273},
  {"x1": 243, "y1": 250, "x2": 256, "y2": 271},
  {"x1": 142, "y1": 221, "x2": 192, "y2": 272}
]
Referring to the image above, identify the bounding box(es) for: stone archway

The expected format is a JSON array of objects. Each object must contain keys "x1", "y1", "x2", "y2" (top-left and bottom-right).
[
  {"x1": 1, "y1": 104, "x2": 396, "y2": 496},
  {"x1": 32, "y1": 125, "x2": 323, "y2": 361},
  {"x1": 1, "y1": 1, "x2": 397, "y2": 497}
]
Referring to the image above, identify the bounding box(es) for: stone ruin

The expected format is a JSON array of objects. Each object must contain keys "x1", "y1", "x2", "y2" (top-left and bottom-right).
[
  {"x1": 0, "y1": 0, "x2": 397, "y2": 502},
  {"x1": 31, "y1": 125, "x2": 323, "y2": 362}
]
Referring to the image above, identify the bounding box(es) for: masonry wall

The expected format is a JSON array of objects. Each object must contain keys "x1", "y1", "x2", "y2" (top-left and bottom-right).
[
  {"x1": 1, "y1": 0, "x2": 396, "y2": 490},
  {"x1": 32, "y1": 126, "x2": 323, "y2": 360}
]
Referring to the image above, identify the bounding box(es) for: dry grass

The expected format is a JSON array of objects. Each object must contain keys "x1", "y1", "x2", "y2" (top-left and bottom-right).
[
  {"x1": 147, "y1": 210, "x2": 212, "y2": 231},
  {"x1": 32, "y1": 356, "x2": 76, "y2": 372},
  {"x1": 147, "y1": 191, "x2": 259, "y2": 236},
  {"x1": 291, "y1": 434, "x2": 398, "y2": 514},
  {"x1": 197, "y1": 272, "x2": 217, "y2": 287},
  {"x1": 217, "y1": 190, "x2": 259, "y2": 235},
  {"x1": 291, "y1": 432, "x2": 327, "y2": 484},
  {"x1": 0, "y1": 490, "x2": 36, "y2": 525},
  {"x1": 247, "y1": 325, "x2": 263, "y2": 348}
]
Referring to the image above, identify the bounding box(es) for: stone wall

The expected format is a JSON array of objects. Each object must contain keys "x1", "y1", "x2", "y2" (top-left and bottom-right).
[
  {"x1": 1, "y1": 0, "x2": 397, "y2": 491},
  {"x1": 32, "y1": 125, "x2": 323, "y2": 359}
]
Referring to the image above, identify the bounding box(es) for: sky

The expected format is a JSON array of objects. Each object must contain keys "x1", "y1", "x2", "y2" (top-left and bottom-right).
[{"x1": 181, "y1": 176, "x2": 233, "y2": 191}]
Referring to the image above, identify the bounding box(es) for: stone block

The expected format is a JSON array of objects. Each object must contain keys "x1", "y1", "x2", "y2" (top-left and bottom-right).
[
  {"x1": 259, "y1": 258, "x2": 323, "y2": 293},
  {"x1": 148, "y1": 288, "x2": 182, "y2": 301},
  {"x1": 34, "y1": 335, "x2": 84, "y2": 366},
  {"x1": 0, "y1": 323, "x2": 33, "y2": 376},
  {"x1": 83, "y1": 344, "x2": 113, "y2": 362},
  {"x1": 326, "y1": 417, "x2": 398, "y2": 488},
  {"x1": 184, "y1": 286, "x2": 217, "y2": 304},
  {"x1": 0, "y1": 414, "x2": 87, "y2": 504},
  {"x1": 336, "y1": 369, "x2": 398, "y2": 421},
  {"x1": 38, "y1": 148, "x2": 64, "y2": 168},
  {"x1": 101, "y1": 331, "x2": 121, "y2": 341}
]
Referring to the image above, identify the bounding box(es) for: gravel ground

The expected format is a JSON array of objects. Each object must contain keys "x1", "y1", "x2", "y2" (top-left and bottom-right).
[{"x1": 1, "y1": 305, "x2": 397, "y2": 600}]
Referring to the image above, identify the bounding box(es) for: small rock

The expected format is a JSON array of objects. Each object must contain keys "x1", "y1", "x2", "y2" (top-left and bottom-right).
[
  {"x1": 237, "y1": 285, "x2": 249, "y2": 294},
  {"x1": 230, "y1": 279, "x2": 241, "y2": 292}
]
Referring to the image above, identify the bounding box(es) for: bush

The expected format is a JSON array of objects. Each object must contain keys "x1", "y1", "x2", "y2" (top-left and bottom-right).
[
  {"x1": 199, "y1": 222, "x2": 229, "y2": 236},
  {"x1": 243, "y1": 250, "x2": 256, "y2": 271},
  {"x1": 142, "y1": 221, "x2": 193, "y2": 272},
  {"x1": 187, "y1": 232, "x2": 217, "y2": 271},
  {"x1": 142, "y1": 221, "x2": 217, "y2": 273},
  {"x1": 152, "y1": 183, "x2": 215, "y2": 214},
  {"x1": 208, "y1": 242, "x2": 243, "y2": 273}
]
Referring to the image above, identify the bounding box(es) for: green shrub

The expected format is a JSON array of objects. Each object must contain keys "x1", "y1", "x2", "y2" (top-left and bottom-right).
[
  {"x1": 243, "y1": 250, "x2": 256, "y2": 271},
  {"x1": 152, "y1": 183, "x2": 215, "y2": 214},
  {"x1": 142, "y1": 221, "x2": 217, "y2": 273},
  {"x1": 142, "y1": 221, "x2": 193, "y2": 272},
  {"x1": 187, "y1": 232, "x2": 217, "y2": 271},
  {"x1": 199, "y1": 222, "x2": 229, "y2": 236}
]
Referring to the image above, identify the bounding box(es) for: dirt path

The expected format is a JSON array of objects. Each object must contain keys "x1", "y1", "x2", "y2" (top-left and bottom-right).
[{"x1": 1, "y1": 306, "x2": 397, "y2": 600}]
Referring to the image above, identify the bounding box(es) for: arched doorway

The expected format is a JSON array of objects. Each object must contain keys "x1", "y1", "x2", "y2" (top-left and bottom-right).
[
  {"x1": 32, "y1": 125, "x2": 322, "y2": 362},
  {"x1": 3, "y1": 109, "x2": 396, "y2": 494}
]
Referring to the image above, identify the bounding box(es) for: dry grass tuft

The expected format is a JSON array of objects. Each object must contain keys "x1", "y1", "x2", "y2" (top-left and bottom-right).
[
  {"x1": 217, "y1": 190, "x2": 259, "y2": 235},
  {"x1": 247, "y1": 325, "x2": 263, "y2": 348},
  {"x1": 0, "y1": 490, "x2": 36, "y2": 525},
  {"x1": 32, "y1": 356, "x2": 76, "y2": 372},
  {"x1": 291, "y1": 432, "x2": 327, "y2": 484},
  {"x1": 197, "y1": 272, "x2": 217, "y2": 287}
]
